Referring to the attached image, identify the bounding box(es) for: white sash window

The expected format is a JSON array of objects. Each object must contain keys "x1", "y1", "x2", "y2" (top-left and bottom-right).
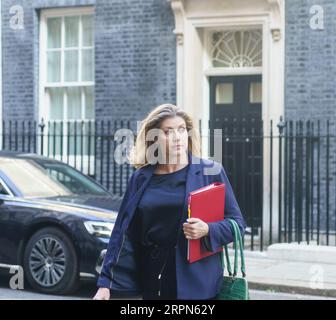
[{"x1": 39, "y1": 7, "x2": 95, "y2": 171}]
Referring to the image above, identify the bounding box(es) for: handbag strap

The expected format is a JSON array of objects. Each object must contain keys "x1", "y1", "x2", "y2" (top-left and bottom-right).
[
  {"x1": 221, "y1": 218, "x2": 238, "y2": 276},
  {"x1": 221, "y1": 219, "x2": 246, "y2": 278},
  {"x1": 227, "y1": 219, "x2": 239, "y2": 276},
  {"x1": 231, "y1": 219, "x2": 246, "y2": 277},
  {"x1": 222, "y1": 244, "x2": 232, "y2": 276}
]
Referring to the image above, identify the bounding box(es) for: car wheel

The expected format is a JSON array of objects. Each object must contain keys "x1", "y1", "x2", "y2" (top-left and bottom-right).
[{"x1": 23, "y1": 227, "x2": 79, "y2": 295}]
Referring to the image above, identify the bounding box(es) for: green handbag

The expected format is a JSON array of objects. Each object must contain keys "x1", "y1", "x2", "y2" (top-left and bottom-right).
[{"x1": 216, "y1": 219, "x2": 249, "y2": 300}]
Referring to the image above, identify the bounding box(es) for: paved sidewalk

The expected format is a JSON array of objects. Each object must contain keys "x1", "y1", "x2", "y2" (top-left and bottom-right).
[{"x1": 230, "y1": 243, "x2": 336, "y2": 298}]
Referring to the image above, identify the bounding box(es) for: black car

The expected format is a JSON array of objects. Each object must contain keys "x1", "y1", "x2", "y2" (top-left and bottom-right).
[{"x1": 0, "y1": 151, "x2": 121, "y2": 294}]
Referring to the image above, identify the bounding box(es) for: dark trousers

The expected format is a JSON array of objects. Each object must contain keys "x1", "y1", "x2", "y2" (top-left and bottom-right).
[
  {"x1": 140, "y1": 245, "x2": 217, "y2": 300},
  {"x1": 141, "y1": 245, "x2": 177, "y2": 300}
]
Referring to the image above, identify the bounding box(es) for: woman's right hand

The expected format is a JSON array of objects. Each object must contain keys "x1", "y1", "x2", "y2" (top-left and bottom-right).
[{"x1": 93, "y1": 287, "x2": 110, "y2": 300}]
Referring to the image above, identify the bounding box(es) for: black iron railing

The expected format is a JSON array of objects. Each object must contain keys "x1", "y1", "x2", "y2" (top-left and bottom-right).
[
  {"x1": 1, "y1": 118, "x2": 335, "y2": 251},
  {"x1": 204, "y1": 117, "x2": 335, "y2": 250}
]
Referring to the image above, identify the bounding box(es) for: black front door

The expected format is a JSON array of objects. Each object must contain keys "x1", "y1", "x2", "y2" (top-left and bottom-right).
[{"x1": 209, "y1": 75, "x2": 263, "y2": 231}]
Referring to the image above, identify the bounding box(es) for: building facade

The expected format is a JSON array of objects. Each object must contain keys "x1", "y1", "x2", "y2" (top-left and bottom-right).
[{"x1": 1, "y1": 0, "x2": 335, "y2": 247}]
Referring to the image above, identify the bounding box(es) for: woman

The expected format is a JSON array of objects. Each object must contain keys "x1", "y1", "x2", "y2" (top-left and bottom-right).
[{"x1": 93, "y1": 104, "x2": 246, "y2": 300}]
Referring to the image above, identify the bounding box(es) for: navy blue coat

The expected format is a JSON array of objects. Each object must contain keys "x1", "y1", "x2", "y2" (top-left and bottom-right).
[{"x1": 97, "y1": 152, "x2": 247, "y2": 299}]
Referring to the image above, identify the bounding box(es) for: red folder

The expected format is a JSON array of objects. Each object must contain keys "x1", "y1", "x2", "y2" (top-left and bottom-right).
[{"x1": 187, "y1": 182, "x2": 226, "y2": 263}]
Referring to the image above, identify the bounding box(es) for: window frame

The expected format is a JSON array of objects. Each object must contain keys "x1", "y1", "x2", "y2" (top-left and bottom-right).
[
  {"x1": 204, "y1": 27, "x2": 263, "y2": 76},
  {"x1": 39, "y1": 6, "x2": 95, "y2": 122},
  {"x1": 38, "y1": 7, "x2": 95, "y2": 173}
]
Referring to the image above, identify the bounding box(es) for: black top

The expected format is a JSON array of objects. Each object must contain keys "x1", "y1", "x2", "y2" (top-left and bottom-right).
[{"x1": 133, "y1": 164, "x2": 189, "y2": 247}]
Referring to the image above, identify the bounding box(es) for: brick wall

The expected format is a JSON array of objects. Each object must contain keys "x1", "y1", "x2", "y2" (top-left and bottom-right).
[
  {"x1": 94, "y1": 0, "x2": 176, "y2": 120},
  {"x1": 1, "y1": 0, "x2": 176, "y2": 121},
  {"x1": 285, "y1": 0, "x2": 336, "y2": 121},
  {"x1": 285, "y1": 0, "x2": 336, "y2": 236}
]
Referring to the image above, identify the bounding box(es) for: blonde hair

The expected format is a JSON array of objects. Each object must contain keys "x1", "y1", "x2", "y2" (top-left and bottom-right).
[{"x1": 129, "y1": 104, "x2": 201, "y2": 169}]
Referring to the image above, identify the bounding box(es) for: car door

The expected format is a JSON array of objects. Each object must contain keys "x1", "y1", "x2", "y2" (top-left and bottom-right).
[{"x1": 0, "y1": 178, "x2": 13, "y2": 263}]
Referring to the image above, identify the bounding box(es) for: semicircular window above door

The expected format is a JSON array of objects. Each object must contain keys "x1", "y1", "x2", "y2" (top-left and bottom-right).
[{"x1": 211, "y1": 30, "x2": 263, "y2": 68}]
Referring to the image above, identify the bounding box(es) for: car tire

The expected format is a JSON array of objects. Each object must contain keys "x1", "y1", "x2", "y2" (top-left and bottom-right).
[{"x1": 23, "y1": 227, "x2": 79, "y2": 295}]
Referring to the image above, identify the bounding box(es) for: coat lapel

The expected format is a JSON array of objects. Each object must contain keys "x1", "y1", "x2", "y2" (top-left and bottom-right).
[{"x1": 174, "y1": 152, "x2": 202, "y2": 246}]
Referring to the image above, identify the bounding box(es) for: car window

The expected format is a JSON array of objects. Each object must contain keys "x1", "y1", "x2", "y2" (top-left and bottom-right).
[
  {"x1": 44, "y1": 167, "x2": 106, "y2": 195},
  {"x1": 0, "y1": 181, "x2": 9, "y2": 195},
  {"x1": 0, "y1": 158, "x2": 108, "y2": 197}
]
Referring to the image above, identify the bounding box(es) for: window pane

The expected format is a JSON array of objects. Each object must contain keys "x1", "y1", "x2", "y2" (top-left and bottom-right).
[
  {"x1": 47, "y1": 17, "x2": 61, "y2": 49},
  {"x1": 0, "y1": 181, "x2": 9, "y2": 195},
  {"x1": 64, "y1": 50, "x2": 79, "y2": 82},
  {"x1": 82, "y1": 49, "x2": 94, "y2": 81},
  {"x1": 67, "y1": 87, "x2": 82, "y2": 120},
  {"x1": 65, "y1": 16, "x2": 79, "y2": 47},
  {"x1": 84, "y1": 86, "x2": 95, "y2": 156},
  {"x1": 47, "y1": 51, "x2": 61, "y2": 82},
  {"x1": 68, "y1": 121, "x2": 84, "y2": 155},
  {"x1": 49, "y1": 88, "x2": 64, "y2": 120},
  {"x1": 48, "y1": 121, "x2": 63, "y2": 155},
  {"x1": 83, "y1": 122, "x2": 95, "y2": 157},
  {"x1": 48, "y1": 88, "x2": 64, "y2": 155},
  {"x1": 84, "y1": 87, "x2": 94, "y2": 119},
  {"x1": 216, "y1": 83, "x2": 233, "y2": 104},
  {"x1": 82, "y1": 15, "x2": 93, "y2": 47},
  {"x1": 250, "y1": 82, "x2": 262, "y2": 103},
  {"x1": 212, "y1": 30, "x2": 262, "y2": 68}
]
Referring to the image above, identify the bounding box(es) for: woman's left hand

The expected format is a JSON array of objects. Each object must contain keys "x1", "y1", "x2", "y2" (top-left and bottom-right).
[{"x1": 183, "y1": 218, "x2": 209, "y2": 240}]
